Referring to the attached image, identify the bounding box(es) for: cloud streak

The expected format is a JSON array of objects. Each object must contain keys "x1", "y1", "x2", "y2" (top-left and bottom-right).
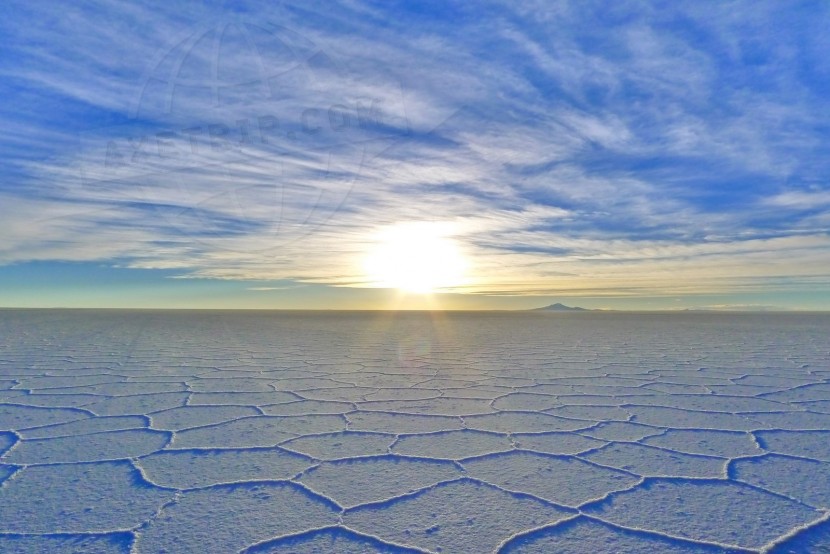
[{"x1": 1, "y1": 0, "x2": 830, "y2": 303}]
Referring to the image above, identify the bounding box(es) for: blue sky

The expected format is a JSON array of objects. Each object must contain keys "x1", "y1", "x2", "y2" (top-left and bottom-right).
[{"x1": 1, "y1": 1, "x2": 830, "y2": 310}]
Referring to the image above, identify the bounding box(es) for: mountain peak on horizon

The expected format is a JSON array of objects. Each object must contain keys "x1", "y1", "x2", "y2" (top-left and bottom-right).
[{"x1": 531, "y1": 302, "x2": 589, "y2": 312}]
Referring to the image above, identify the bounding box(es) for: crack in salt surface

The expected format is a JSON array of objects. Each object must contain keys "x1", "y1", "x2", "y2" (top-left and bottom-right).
[{"x1": 1, "y1": 311, "x2": 829, "y2": 552}]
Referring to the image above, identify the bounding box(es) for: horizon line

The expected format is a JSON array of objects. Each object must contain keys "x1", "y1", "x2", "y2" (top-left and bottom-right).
[{"x1": 1, "y1": 307, "x2": 827, "y2": 313}]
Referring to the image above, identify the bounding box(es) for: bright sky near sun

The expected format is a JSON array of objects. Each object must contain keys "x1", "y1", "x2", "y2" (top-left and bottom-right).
[
  {"x1": 1, "y1": 1, "x2": 830, "y2": 310},
  {"x1": 362, "y1": 223, "x2": 469, "y2": 294}
]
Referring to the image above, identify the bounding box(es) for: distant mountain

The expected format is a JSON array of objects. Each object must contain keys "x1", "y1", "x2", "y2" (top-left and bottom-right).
[{"x1": 531, "y1": 303, "x2": 590, "y2": 312}]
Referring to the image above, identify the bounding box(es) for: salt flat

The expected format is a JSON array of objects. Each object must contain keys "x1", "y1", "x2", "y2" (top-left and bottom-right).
[{"x1": 0, "y1": 309, "x2": 829, "y2": 553}]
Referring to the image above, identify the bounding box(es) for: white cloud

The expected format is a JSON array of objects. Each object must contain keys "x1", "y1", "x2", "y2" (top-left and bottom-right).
[
  {"x1": 766, "y1": 190, "x2": 830, "y2": 209},
  {"x1": 2, "y1": 0, "x2": 830, "y2": 300}
]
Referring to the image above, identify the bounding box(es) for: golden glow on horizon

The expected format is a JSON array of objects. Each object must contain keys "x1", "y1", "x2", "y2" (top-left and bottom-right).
[{"x1": 363, "y1": 222, "x2": 468, "y2": 294}]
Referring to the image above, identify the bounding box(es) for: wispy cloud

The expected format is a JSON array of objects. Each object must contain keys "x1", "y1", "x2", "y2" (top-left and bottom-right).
[
  {"x1": 247, "y1": 285, "x2": 307, "y2": 291},
  {"x1": 683, "y1": 304, "x2": 785, "y2": 312},
  {"x1": 2, "y1": 1, "x2": 830, "y2": 301}
]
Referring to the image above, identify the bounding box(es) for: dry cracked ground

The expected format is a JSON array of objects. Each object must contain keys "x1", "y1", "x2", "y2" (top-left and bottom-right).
[{"x1": 1, "y1": 310, "x2": 829, "y2": 553}]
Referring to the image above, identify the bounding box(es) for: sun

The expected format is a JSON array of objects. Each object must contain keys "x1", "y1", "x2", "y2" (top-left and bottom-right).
[{"x1": 363, "y1": 222, "x2": 468, "y2": 293}]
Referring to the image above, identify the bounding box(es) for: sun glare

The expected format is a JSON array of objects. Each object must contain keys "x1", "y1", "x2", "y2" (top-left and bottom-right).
[{"x1": 363, "y1": 222, "x2": 468, "y2": 293}]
